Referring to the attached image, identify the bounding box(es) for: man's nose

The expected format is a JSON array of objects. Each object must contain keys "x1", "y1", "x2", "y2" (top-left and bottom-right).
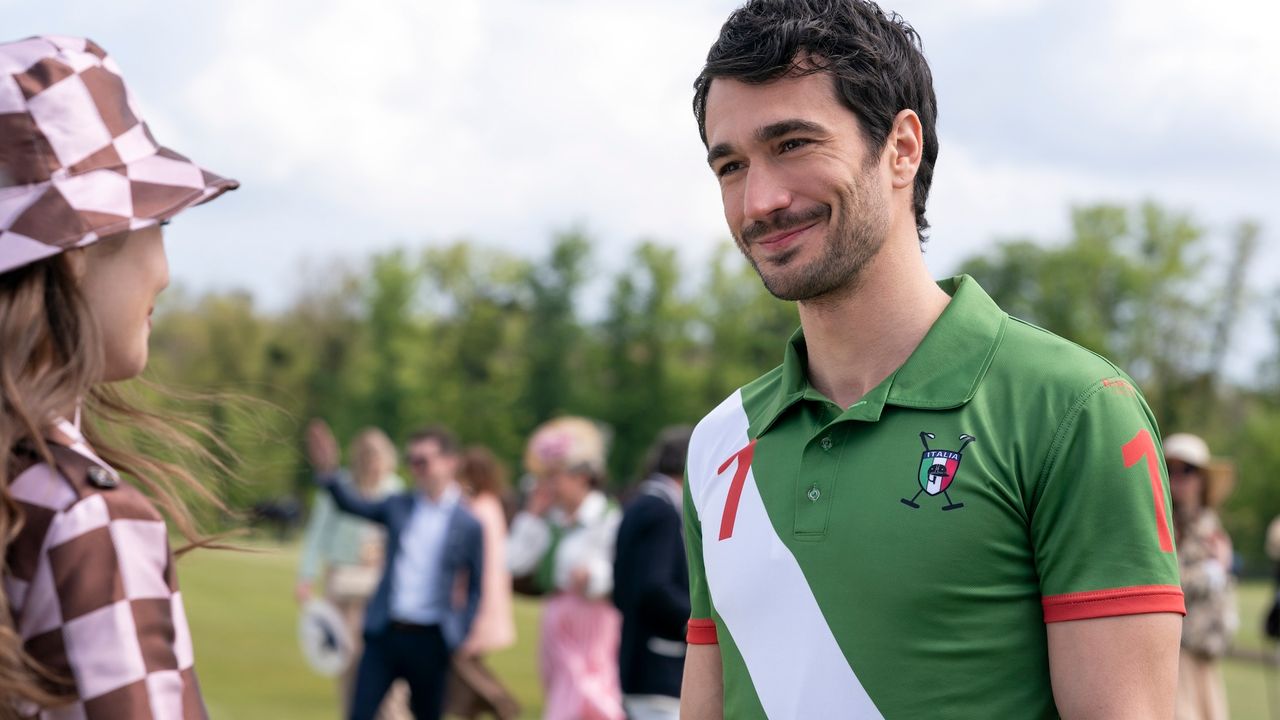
[{"x1": 742, "y1": 163, "x2": 792, "y2": 223}]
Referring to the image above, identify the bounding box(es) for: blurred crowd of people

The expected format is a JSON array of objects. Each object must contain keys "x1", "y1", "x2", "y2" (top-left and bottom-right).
[
  {"x1": 297, "y1": 417, "x2": 692, "y2": 720},
  {"x1": 292, "y1": 420, "x2": 1260, "y2": 720}
]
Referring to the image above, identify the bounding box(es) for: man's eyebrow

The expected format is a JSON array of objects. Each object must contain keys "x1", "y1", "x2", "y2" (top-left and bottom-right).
[
  {"x1": 707, "y1": 143, "x2": 735, "y2": 167},
  {"x1": 706, "y1": 119, "x2": 831, "y2": 166},
  {"x1": 756, "y1": 119, "x2": 828, "y2": 143}
]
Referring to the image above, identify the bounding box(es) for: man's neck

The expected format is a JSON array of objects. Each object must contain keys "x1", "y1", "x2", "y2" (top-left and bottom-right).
[
  {"x1": 796, "y1": 240, "x2": 950, "y2": 409},
  {"x1": 419, "y1": 478, "x2": 455, "y2": 503}
]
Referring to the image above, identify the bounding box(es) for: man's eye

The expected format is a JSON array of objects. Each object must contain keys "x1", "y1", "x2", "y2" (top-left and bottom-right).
[
  {"x1": 780, "y1": 138, "x2": 811, "y2": 153},
  {"x1": 717, "y1": 161, "x2": 743, "y2": 178}
]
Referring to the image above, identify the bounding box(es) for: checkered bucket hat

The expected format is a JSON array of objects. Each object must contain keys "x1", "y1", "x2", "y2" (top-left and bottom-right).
[{"x1": 0, "y1": 35, "x2": 238, "y2": 275}]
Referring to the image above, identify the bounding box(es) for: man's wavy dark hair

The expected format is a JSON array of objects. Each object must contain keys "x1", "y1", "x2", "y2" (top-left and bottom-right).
[{"x1": 693, "y1": 0, "x2": 939, "y2": 243}]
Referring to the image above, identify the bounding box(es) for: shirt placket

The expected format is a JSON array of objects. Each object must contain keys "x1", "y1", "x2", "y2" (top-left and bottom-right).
[{"x1": 791, "y1": 390, "x2": 889, "y2": 540}]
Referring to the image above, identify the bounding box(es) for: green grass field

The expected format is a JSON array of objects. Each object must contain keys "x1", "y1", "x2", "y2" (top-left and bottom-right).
[
  {"x1": 182, "y1": 540, "x2": 1280, "y2": 719},
  {"x1": 181, "y1": 540, "x2": 545, "y2": 719}
]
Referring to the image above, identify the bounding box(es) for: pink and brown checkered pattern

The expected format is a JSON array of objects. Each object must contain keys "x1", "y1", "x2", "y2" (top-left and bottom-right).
[
  {"x1": 0, "y1": 35, "x2": 237, "y2": 275},
  {"x1": 4, "y1": 446, "x2": 207, "y2": 719}
]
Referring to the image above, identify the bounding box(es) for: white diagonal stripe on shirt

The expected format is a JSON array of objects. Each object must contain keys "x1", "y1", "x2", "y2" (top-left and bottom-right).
[{"x1": 689, "y1": 391, "x2": 883, "y2": 719}]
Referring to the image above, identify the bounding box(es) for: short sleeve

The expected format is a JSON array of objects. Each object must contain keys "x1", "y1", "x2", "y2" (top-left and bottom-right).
[
  {"x1": 1031, "y1": 377, "x2": 1185, "y2": 622},
  {"x1": 684, "y1": 471, "x2": 717, "y2": 644}
]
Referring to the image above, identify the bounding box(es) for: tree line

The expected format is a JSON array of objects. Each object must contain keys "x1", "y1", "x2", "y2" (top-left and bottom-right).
[{"x1": 138, "y1": 202, "x2": 1280, "y2": 571}]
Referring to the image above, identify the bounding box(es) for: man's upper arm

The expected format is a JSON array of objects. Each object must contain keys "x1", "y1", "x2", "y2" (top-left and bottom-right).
[
  {"x1": 1032, "y1": 378, "x2": 1184, "y2": 619},
  {"x1": 1047, "y1": 613, "x2": 1181, "y2": 719},
  {"x1": 683, "y1": 471, "x2": 718, "y2": 646},
  {"x1": 683, "y1": 426, "x2": 727, "y2": 717},
  {"x1": 1031, "y1": 378, "x2": 1185, "y2": 713},
  {"x1": 321, "y1": 471, "x2": 389, "y2": 524}
]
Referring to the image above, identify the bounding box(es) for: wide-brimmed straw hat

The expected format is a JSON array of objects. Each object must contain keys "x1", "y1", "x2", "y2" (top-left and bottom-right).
[
  {"x1": 0, "y1": 35, "x2": 237, "y2": 275},
  {"x1": 1163, "y1": 432, "x2": 1235, "y2": 507},
  {"x1": 297, "y1": 599, "x2": 355, "y2": 677},
  {"x1": 525, "y1": 416, "x2": 609, "y2": 479}
]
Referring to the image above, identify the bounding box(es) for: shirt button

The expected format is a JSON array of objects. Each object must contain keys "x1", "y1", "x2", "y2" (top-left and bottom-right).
[
  {"x1": 807, "y1": 485, "x2": 821, "y2": 502},
  {"x1": 820, "y1": 436, "x2": 833, "y2": 451},
  {"x1": 87, "y1": 466, "x2": 117, "y2": 489}
]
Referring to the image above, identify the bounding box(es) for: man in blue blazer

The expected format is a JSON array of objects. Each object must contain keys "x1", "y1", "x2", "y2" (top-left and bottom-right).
[
  {"x1": 308, "y1": 420, "x2": 484, "y2": 720},
  {"x1": 613, "y1": 426, "x2": 694, "y2": 720}
]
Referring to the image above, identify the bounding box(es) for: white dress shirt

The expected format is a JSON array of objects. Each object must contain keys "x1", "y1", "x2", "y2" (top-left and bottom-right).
[
  {"x1": 507, "y1": 490, "x2": 621, "y2": 599},
  {"x1": 390, "y1": 483, "x2": 460, "y2": 625}
]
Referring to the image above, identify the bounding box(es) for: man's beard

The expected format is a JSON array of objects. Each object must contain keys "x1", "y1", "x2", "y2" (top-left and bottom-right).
[{"x1": 735, "y1": 174, "x2": 889, "y2": 302}]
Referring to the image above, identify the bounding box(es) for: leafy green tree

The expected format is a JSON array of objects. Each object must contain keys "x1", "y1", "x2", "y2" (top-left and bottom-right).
[
  {"x1": 593, "y1": 242, "x2": 700, "y2": 484},
  {"x1": 421, "y1": 241, "x2": 532, "y2": 463},
  {"x1": 522, "y1": 232, "x2": 591, "y2": 424},
  {"x1": 960, "y1": 202, "x2": 1210, "y2": 427},
  {"x1": 695, "y1": 244, "x2": 799, "y2": 409},
  {"x1": 360, "y1": 249, "x2": 429, "y2": 436}
]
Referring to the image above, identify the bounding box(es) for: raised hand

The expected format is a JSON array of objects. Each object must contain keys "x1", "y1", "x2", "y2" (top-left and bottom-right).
[{"x1": 306, "y1": 418, "x2": 341, "y2": 474}]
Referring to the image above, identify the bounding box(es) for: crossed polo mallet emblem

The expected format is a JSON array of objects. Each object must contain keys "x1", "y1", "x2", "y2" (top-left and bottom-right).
[{"x1": 901, "y1": 432, "x2": 976, "y2": 512}]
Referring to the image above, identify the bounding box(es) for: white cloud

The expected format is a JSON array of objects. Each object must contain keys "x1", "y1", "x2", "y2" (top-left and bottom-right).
[
  {"x1": 177, "y1": 0, "x2": 732, "y2": 261},
  {"x1": 1105, "y1": 0, "x2": 1280, "y2": 145},
  {"x1": 9, "y1": 0, "x2": 1276, "y2": 373},
  {"x1": 186, "y1": 1, "x2": 486, "y2": 183}
]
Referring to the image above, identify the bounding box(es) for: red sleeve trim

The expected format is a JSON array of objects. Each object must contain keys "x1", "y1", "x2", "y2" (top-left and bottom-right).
[
  {"x1": 687, "y1": 618, "x2": 718, "y2": 644},
  {"x1": 1042, "y1": 584, "x2": 1186, "y2": 623}
]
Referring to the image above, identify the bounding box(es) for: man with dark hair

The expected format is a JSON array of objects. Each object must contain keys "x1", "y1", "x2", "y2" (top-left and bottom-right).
[
  {"x1": 681, "y1": 1, "x2": 1184, "y2": 718},
  {"x1": 308, "y1": 419, "x2": 483, "y2": 720},
  {"x1": 407, "y1": 426, "x2": 461, "y2": 456},
  {"x1": 613, "y1": 426, "x2": 695, "y2": 720}
]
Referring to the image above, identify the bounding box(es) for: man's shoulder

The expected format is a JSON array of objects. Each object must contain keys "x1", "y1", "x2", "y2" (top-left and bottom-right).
[
  {"x1": 623, "y1": 490, "x2": 679, "y2": 523},
  {"x1": 383, "y1": 489, "x2": 417, "y2": 510},
  {"x1": 991, "y1": 315, "x2": 1139, "y2": 398}
]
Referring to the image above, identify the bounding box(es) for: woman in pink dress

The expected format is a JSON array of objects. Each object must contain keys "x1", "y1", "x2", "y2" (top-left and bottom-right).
[
  {"x1": 447, "y1": 446, "x2": 520, "y2": 719},
  {"x1": 508, "y1": 417, "x2": 624, "y2": 720}
]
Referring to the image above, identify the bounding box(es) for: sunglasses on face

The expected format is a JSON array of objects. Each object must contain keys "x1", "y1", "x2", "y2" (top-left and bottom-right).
[
  {"x1": 1167, "y1": 462, "x2": 1202, "y2": 479},
  {"x1": 406, "y1": 455, "x2": 430, "y2": 469}
]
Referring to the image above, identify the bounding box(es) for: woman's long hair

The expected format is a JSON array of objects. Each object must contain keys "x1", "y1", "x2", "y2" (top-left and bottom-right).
[
  {"x1": 460, "y1": 445, "x2": 510, "y2": 499},
  {"x1": 0, "y1": 254, "x2": 229, "y2": 712},
  {"x1": 349, "y1": 428, "x2": 397, "y2": 495}
]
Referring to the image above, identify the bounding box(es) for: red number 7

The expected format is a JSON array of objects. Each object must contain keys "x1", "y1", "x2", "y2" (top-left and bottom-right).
[
  {"x1": 1121, "y1": 428, "x2": 1175, "y2": 553},
  {"x1": 717, "y1": 440, "x2": 757, "y2": 541}
]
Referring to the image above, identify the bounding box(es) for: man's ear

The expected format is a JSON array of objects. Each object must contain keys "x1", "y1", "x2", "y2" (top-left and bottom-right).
[{"x1": 887, "y1": 109, "x2": 923, "y2": 191}]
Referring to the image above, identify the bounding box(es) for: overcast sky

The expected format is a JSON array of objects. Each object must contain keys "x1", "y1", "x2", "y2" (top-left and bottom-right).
[{"x1": 9, "y1": 0, "x2": 1279, "y2": 376}]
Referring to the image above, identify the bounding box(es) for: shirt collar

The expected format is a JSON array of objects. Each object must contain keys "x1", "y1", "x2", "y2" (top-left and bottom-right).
[
  {"x1": 641, "y1": 473, "x2": 683, "y2": 511},
  {"x1": 756, "y1": 275, "x2": 1007, "y2": 435},
  {"x1": 416, "y1": 482, "x2": 461, "y2": 510},
  {"x1": 551, "y1": 489, "x2": 609, "y2": 527}
]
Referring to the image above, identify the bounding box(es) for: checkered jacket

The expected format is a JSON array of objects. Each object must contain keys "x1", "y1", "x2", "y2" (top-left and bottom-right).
[{"x1": 4, "y1": 445, "x2": 206, "y2": 719}]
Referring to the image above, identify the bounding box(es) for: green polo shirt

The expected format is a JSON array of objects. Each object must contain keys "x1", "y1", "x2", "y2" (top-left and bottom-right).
[{"x1": 683, "y1": 275, "x2": 1184, "y2": 719}]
